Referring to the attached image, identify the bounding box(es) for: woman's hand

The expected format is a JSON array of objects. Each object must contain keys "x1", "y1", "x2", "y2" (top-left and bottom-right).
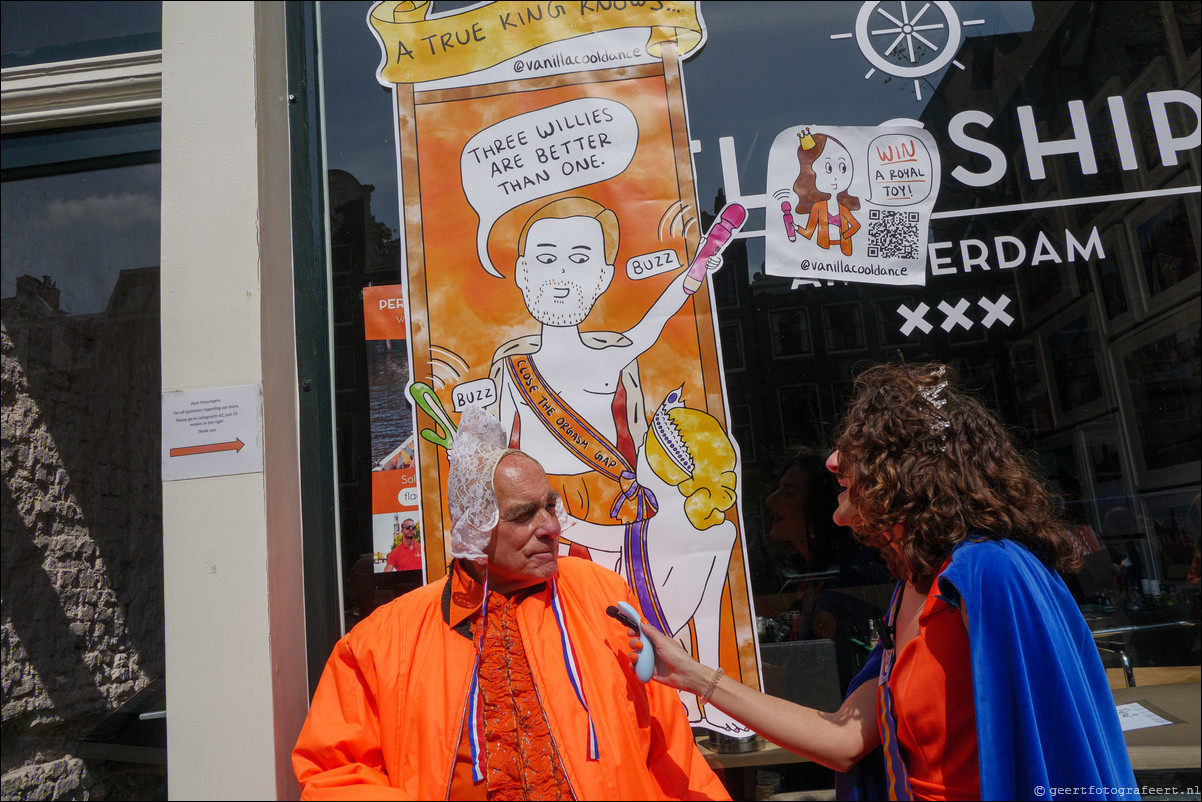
[
  {"x1": 631, "y1": 616, "x2": 881, "y2": 771},
  {"x1": 629, "y1": 621, "x2": 713, "y2": 695}
]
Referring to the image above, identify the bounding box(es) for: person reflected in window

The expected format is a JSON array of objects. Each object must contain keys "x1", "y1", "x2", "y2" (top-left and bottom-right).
[
  {"x1": 763, "y1": 449, "x2": 889, "y2": 644},
  {"x1": 765, "y1": 453, "x2": 826, "y2": 583},
  {"x1": 631, "y1": 362, "x2": 1138, "y2": 801}
]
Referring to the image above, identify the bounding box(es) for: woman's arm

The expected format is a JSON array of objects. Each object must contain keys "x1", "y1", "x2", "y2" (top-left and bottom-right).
[{"x1": 637, "y1": 623, "x2": 880, "y2": 771}]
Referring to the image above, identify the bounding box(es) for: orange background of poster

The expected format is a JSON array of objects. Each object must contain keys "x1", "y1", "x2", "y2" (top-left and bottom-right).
[
  {"x1": 413, "y1": 76, "x2": 706, "y2": 425},
  {"x1": 403, "y1": 67, "x2": 757, "y2": 689}
]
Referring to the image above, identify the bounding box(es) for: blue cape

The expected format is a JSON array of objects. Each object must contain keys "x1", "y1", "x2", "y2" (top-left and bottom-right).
[{"x1": 836, "y1": 538, "x2": 1139, "y2": 800}]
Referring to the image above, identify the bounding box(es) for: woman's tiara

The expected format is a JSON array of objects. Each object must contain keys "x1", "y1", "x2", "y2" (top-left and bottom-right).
[{"x1": 918, "y1": 366, "x2": 950, "y2": 450}]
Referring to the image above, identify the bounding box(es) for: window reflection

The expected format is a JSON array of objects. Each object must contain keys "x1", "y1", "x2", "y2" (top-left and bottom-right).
[
  {"x1": 1, "y1": 154, "x2": 164, "y2": 794},
  {"x1": 681, "y1": 0, "x2": 1201, "y2": 685},
  {"x1": 2, "y1": 163, "x2": 160, "y2": 315},
  {"x1": 1, "y1": 1, "x2": 162, "y2": 68},
  {"x1": 314, "y1": 1, "x2": 1200, "y2": 698}
]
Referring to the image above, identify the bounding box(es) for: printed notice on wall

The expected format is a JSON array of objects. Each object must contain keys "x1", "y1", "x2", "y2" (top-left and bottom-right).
[
  {"x1": 161, "y1": 384, "x2": 264, "y2": 481},
  {"x1": 765, "y1": 124, "x2": 942, "y2": 286}
]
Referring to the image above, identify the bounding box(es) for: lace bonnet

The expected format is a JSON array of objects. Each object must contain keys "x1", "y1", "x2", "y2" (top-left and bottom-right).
[{"x1": 447, "y1": 405, "x2": 510, "y2": 563}]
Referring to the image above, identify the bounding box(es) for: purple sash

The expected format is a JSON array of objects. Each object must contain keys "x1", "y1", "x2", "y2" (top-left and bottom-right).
[{"x1": 623, "y1": 517, "x2": 672, "y2": 635}]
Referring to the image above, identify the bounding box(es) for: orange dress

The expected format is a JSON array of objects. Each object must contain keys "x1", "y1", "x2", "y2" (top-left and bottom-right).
[{"x1": 887, "y1": 578, "x2": 980, "y2": 800}]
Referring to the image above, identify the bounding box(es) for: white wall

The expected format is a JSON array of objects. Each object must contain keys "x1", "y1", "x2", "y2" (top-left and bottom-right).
[{"x1": 161, "y1": 2, "x2": 308, "y2": 798}]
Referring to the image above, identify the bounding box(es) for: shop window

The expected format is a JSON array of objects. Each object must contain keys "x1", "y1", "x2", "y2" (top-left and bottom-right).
[
  {"x1": 730, "y1": 403, "x2": 756, "y2": 465},
  {"x1": 1, "y1": 1, "x2": 162, "y2": 68},
  {"x1": 777, "y1": 383, "x2": 825, "y2": 451},
  {"x1": 820, "y1": 302, "x2": 867, "y2": 354},
  {"x1": 720, "y1": 319, "x2": 746, "y2": 371},
  {"x1": 2, "y1": 125, "x2": 164, "y2": 797},
  {"x1": 769, "y1": 307, "x2": 813, "y2": 357},
  {"x1": 305, "y1": 5, "x2": 1201, "y2": 765}
]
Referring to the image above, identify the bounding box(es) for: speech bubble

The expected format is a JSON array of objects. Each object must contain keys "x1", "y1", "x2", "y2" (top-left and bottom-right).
[
  {"x1": 462, "y1": 98, "x2": 638, "y2": 277},
  {"x1": 397, "y1": 485, "x2": 419, "y2": 509},
  {"x1": 450, "y1": 378, "x2": 497, "y2": 413},
  {"x1": 625, "y1": 248, "x2": 682, "y2": 281},
  {"x1": 867, "y1": 133, "x2": 934, "y2": 206}
]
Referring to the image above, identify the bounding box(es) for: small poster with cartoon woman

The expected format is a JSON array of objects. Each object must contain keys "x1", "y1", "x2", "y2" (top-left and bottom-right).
[{"x1": 765, "y1": 124, "x2": 942, "y2": 285}]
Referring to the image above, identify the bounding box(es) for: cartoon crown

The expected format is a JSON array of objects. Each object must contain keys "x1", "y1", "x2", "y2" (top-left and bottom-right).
[
  {"x1": 798, "y1": 128, "x2": 817, "y2": 151},
  {"x1": 650, "y1": 385, "x2": 694, "y2": 478}
]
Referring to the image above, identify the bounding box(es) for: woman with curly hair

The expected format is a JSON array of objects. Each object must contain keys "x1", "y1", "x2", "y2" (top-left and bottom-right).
[{"x1": 633, "y1": 362, "x2": 1138, "y2": 801}]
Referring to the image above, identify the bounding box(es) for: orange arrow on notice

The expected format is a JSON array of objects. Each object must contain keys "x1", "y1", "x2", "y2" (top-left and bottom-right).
[{"x1": 170, "y1": 438, "x2": 245, "y2": 458}]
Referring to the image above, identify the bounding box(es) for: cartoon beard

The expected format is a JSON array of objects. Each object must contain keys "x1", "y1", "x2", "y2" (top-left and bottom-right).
[{"x1": 518, "y1": 268, "x2": 606, "y2": 326}]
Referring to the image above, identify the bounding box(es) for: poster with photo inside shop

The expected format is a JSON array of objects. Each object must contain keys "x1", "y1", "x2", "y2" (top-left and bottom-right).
[{"x1": 363, "y1": 285, "x2": 422, "y2": 576}]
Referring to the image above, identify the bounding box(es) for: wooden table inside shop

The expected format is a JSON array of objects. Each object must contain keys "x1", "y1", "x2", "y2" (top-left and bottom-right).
[
  {"x1": 695, "y1": 735, "x2": 807, "y2": 800},
  {"x1": 1113, "y1": 681, "x2": 1201, "y2": 772}
]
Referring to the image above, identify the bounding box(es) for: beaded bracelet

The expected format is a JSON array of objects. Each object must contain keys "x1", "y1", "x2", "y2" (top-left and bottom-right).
[{"x1": 699, "y1": 666, "x2": 724, "y2": 704}]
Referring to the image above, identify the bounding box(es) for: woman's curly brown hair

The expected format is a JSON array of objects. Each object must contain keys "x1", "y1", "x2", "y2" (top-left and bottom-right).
[{"x1": 833, "y1": 361, "x2": 1078, "y2": 591}]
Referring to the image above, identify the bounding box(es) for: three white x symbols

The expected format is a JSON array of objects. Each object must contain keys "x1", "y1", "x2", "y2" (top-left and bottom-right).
[{"x1": 896, "y1": 295, "x2": 1015, "y2": 335}]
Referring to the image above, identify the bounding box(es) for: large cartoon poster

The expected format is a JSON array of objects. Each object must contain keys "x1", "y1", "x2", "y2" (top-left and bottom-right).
[{"x1": 368, "y1": 1, "x2": 760, "y2": 730}]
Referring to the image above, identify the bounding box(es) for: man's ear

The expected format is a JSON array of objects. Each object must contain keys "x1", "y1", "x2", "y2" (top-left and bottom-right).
[{"x1": 599, "y1": 261, "x2": 616, "y2": 292}]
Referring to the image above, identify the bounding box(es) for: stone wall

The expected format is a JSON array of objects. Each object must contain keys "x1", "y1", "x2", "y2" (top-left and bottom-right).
[{"x1": 2, "y1": 272, "x2": 165, "y2": 800}]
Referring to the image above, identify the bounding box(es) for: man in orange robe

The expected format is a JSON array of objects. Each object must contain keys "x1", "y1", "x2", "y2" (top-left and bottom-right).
[{"x1": 293, "y1": 406, "x2": 730, "y2": 801}]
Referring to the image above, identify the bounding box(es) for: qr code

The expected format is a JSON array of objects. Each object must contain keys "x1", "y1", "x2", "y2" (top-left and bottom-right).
[{"x1": 867, "y1": 209, "x2": 920, "y2": 259}]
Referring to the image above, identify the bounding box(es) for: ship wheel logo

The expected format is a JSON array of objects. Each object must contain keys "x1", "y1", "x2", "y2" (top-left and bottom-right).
[{"x1": 832, "y1": 1, "x2": 984, "y2": 101}]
